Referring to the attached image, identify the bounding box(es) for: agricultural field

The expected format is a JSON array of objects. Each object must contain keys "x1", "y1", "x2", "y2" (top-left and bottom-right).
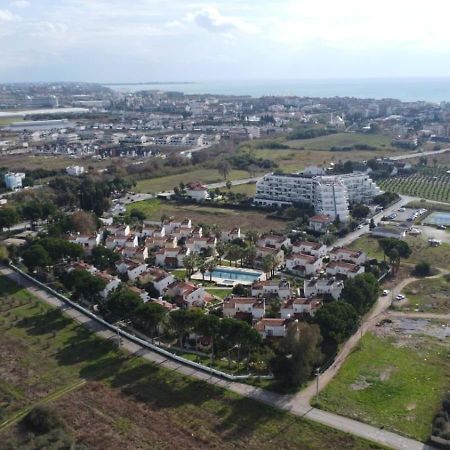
[
  {"x1": 135, "y1": 169, "x2": 254, "y2": 194},
  {"x1": 126, "y1": 199, "x2": 285, "y2": 232},
  {"x1": 400, "y1": 275, "x2": 450, "y2": 313},
  {"x1": 317, "y1": 321, "x2": 450, "y2": 442},
  {"x1": 378, "y1": 173, "x2": 450, "y2": 202},
  {"x1": 0, "y1": 275, "x2": 383, "y2": 450}
]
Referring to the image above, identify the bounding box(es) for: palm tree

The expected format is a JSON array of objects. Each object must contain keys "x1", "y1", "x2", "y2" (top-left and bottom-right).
[
  {"x1": 246, "y1": 230, "x2": 259, "y2": 245},
  {"x1": 183, "y1": 253, "x2": 198, "y2": 278},
  {"x1": 215, "y1": 241, "x2": 226, "y2": 264},
  {"x1": 198, "y1": 257, "x2": 207, "y2": 281},
  {"x1": 244, "y1": 245, "x2": 257, "y2": 267},
  {"x1": 207, "y1": 258, "x2": 218, "y2": 282}
]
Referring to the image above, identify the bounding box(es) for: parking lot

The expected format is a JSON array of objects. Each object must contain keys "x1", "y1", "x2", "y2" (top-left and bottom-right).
[{"x1": 386, "y1": 207, "x2": 427, "y2": 223}]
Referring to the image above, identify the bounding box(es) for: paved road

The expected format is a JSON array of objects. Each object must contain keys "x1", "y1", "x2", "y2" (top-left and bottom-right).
[
  {"x1": 389, "y1": 148, "x2": 450, "y2": 161},
  {"x1": 0, "y1": 265, "x2": 435, "y2": 450}
]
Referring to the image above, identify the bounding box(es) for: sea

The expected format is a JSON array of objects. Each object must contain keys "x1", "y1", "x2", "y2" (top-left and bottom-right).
[{"x1": 105, "y1": 78, "x2": 450, "y2": 103}]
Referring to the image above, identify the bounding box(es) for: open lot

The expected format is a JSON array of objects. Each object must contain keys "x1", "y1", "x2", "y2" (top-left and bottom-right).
[
  {"x1": 318, "y1": 319, "x2": 450, "y2": 442},
  {"x1": 126, "y1": 199, "x2": 286, "y2": 232},
  {"x1": 0, "y1": 275, "x2": 383, "y2": 450},
  {"x1": 401, "y1": 276, "x2": 450, "y2": 313},
  {"x1": 135, "y1": 169, "x2": 254, "y2": 194},
  {"x1": 347, "y1": 234, "x2": 450, "y2": 271}
]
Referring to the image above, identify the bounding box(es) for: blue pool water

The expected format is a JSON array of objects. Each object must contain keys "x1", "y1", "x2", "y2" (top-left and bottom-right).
[
  {"x1": 206, "y1": 267, "x2": 262, "y2": 282},
  {"x1": 424, "y1": 212, "x2": 450, "y2": 226}
]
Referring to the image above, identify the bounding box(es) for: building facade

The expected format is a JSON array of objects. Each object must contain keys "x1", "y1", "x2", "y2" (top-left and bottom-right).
[{"x1": 254, "y1": 170, "x2": 381, "y2": 222}]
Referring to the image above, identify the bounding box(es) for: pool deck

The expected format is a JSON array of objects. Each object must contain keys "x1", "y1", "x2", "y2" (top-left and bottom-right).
[{"x1": 191, "y1": 265, "x2": 265, "y2": 286}]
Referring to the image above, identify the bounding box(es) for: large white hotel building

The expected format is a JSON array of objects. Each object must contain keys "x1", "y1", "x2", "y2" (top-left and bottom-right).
[{"x1": 254, "y1": 169, "x2": 382, "y2": 222}]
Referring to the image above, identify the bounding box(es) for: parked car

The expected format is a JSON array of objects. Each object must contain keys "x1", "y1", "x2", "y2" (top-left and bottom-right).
[
  {"x1": 438, "y1": 225, "x2": 446, "y2": 230},
  {"x1": 395, "y1": 294, "x2": 405, "y2": 301},
  {"x1": 382, "y1": 289, "x2": 390, "y2": 296}
]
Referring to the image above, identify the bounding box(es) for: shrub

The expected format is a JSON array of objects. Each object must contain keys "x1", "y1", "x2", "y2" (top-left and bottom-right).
[
  {"x1": 414, "y1": 261, "x2": 431, "y2": 277},
  {"x1": 23, "y1": 405, "x2": 64, "y2": 434}
]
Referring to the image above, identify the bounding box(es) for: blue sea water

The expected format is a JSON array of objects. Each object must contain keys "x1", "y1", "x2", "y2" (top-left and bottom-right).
[{"x1": 105, "y1": 78, "x2": 450, "y2": 103}]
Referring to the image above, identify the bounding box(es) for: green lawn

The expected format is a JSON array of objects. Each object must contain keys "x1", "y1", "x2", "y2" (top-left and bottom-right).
[
  {"x1": 401, "y1": 276, "x2": 450, "y2": 313},
  {"x1": 205, "y1": 288, "x2": 233, "y2": 299},
  {"x1": 228, "y1": 182, "x2": 257, "y2": 196},
  {"x1": 287, "y1": 132, "x2": 396, "y2": 151},
  {"x1": 317, "y1": 332, "x2": 450, "y2": 441},
  {"x1": 347, "y1": 235, "x2": 385, "y2": 260},
  {"x1": 0, "y1": 275, "x2": 384, "y2": 450},
  {"x1": 135, "y1": 169, "x2": 253, "y2": 193}
]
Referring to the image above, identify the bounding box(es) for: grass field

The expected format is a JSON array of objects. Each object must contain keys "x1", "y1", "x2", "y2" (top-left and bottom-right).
[
  {"x1": 205, "y1": 288, "x2": 233, "y2": 299},
  {"x1": 317, "y1": 329, "x2": 450, "y2": 441},
  {"x1": 135, "y1": 169, "x2": 254, "y2": 193},
  {"x1": 228, "y1": 182, "x2": 257, "y2": 196},
  {"x1": 401, "y1": 276, "x2": 450, "y2": 313},
  {"x1": 378, "y1": 174, "x2": 450, "y2": 203},
  {"x1": 286, "y1": 133, "x2": 396, "y2": 151},
  {"x1": 0, "y1": 275, "x2": 384, "y2": 450},
  {"x1": 347, "y1": 234, "x2": 450, "y2": 271},
  {"x1": 127, "y1": 198, "x2": 285, "y2": 232}
]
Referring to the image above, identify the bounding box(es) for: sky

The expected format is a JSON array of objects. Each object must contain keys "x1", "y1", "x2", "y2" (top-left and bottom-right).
[{"x1": 2, "y1": 0, "x2": 450, "y2": 82}]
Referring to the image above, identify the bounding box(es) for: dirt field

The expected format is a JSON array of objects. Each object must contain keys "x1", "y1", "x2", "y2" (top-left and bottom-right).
[{"x1": 127, "y1": 199, "x2": 286, "y2": 232}]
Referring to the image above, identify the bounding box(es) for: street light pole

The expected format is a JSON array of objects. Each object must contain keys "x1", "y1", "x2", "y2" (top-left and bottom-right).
[{"x1": 315, "y1": 367, "x2": 320, "y2": 403}]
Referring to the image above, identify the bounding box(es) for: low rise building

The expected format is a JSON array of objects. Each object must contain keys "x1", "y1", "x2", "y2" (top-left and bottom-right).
[
  {"x1": 281, "y1": 297, "x2": 322, "y2": 318},
  {"x1": 255, "y1": 318, "x2": 289, "y2": 338},
  {"x1": 304, "y1": 277, "x2": 344, "y2": 299},
  {"x1": 326, "y1": 261, "x2": 364, "y2": 279},
  {"x1": 222, "y1": 297, "x2": 265, "y2": 320},
  {"x1": 251, "y1": 280, "x2": 292, "y2": 299}
]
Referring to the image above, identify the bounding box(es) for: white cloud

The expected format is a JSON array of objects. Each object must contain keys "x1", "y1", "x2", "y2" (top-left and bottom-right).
[
  {"x1": 11, "y1": 0, "x2": 30, "y2": 8},
  {"x1": 188, "y1": 6, "x2": 258, "y2": 34},
  {"x1": 0, "y1": 9, "x2": 16, "y2": 21}
]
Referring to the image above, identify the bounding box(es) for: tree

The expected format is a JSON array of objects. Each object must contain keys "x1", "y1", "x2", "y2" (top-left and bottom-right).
[
  {"x1": 0, "y1": 207, "x2": 19, "y2": 230},
  {"x1": 22, "y1": 244, "x2": 52, "y2": 272},
  {"x1": 196, "y1": 314, "x2": 220, "y2": 358},
  {"x1": 183, "y1": 253, "x2": 198, "y2": 278},
  {"x1": 379, "y1": 238, "x2": 411, "y2": 272},
  {"x1": 206, "y1": 258, "x2": 218, "y2": 282},
  {"x1": 198, "y1": 257, "x2": 207, "y2": 281},
  {"x1": 217, "y1": 160, "x2": 231, "y2": 180},
  {"x1": 63, "y1": 269, "x2": 106, "y2": 303},
  {"x1": 215, "y1": 241, "x2": 227, "y2": 264},
  {"x1": 351, "y1": 203, "x2": 370, "y2": 219},
  {"x1": 414, "y1": 261, "x2": 431, "y2": 277},
  {"x1": 103, "y1": 288, "x2": 142, "y2": 322},
  {"x1": 39, "y1": 237, "x2": 83, "y2": 262},
  {"x1": 169, "y1": 308, "x2": 203, "y2": 348},
  {"x1": 22, "y1": 202, "x2": 44, "y2": 226},
  {"x1": 133, "y1": 302, "x2": 166, "y2": 341},
  {"x1": 341, "y1": 273, "x2": 379, "y2": 315},
  {"x1": 90, "y1": 245, "x2": 120, "y2": 271},
  {"x1": 270, "y1": 322, "x2": 323, "y2": 387},
  {"x1": 129, "y1": 209, "x2": 146, "y2": 222},
  {"x1": 227, "y1": 244, "x2": 242, "y2": 267},
  {"x1": 369, "y1": 218, "x2": 376, "y2": 230},
  {"x1": 71, "y1": 210, "x2": 97, "y2": 234},
  {"x1": 246, "y1": 229, "x2": 259, "y2": 245},
  {"x1": 314, "y1": 301, "x2": 359, "y2": 348}
]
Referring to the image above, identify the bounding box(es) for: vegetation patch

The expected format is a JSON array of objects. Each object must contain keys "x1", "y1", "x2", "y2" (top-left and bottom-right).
[
  {"x1": 401, "y1": 276, "x2": 450, "y2": 313},
  {"x1": 317, "y1": 329, "x2": 450, "y2": 441},
  {"x1": 0, "y1": 275, "x2": 384, "y2": 450}
]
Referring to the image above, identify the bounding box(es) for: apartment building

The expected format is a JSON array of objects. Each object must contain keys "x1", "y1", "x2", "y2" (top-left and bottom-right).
[{"x1": 254, "y1": 170, "x2": 381, "y2": 222}]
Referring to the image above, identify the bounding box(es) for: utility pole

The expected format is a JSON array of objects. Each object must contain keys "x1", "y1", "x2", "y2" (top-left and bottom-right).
[{"x1": 315, "y1": 368, "x2": 320, "y2": 403}]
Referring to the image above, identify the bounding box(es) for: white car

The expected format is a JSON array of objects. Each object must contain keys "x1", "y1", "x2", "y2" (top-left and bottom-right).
[
  {"x1": 395, "y1": 294, "x2": 405, "y2": 301},
  {"x1": 357, "y1": 224, "x2": 364, "y2": 229},
  {"x1": 382, "y1": 289, "x2": 390, "y2": 296}
]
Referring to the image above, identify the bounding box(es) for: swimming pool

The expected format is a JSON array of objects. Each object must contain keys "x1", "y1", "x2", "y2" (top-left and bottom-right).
[
  {"x1": 424, "y1": 211, "x2": 450, "y2": 226},
  {"x1": 192, "y1": 265, "x2": 265, "y2": 285},
  {"x1": 207, "y1": 267, "x2": 263, "y2": 282}
]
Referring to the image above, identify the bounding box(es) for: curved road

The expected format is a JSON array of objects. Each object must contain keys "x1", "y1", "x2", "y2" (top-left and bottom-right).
[{"x1": 0, "y1": 265, "x2": 435, "y2": 450}]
